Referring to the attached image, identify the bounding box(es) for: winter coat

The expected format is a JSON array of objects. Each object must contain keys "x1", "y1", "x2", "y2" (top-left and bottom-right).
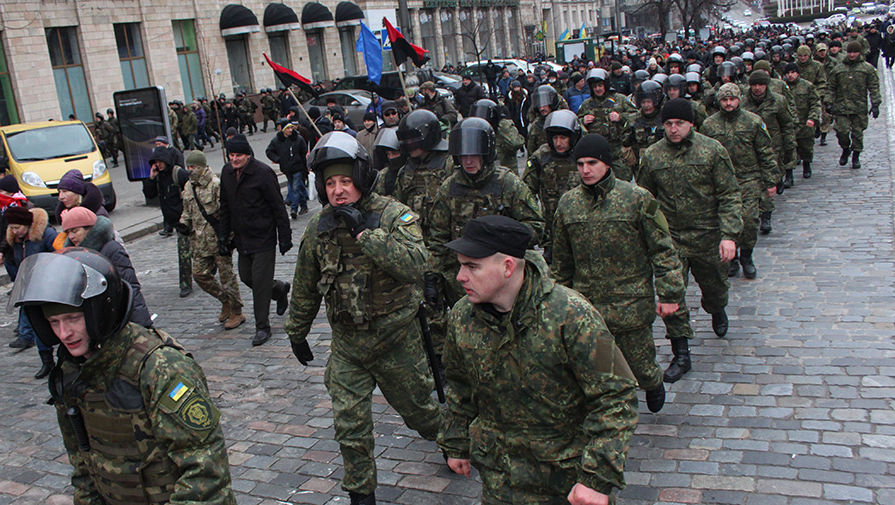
[
  {"x1": 219, "y1": 157, "x2": 291, "y2": 255},
  {"x1": 142, "y1": 147, "x2": 189, "y2": 226},
  {"x1": 54, "y1": 183, "x2": 110, "y2": 223},
  {"x1": 265, "y1": 131, "x2": 308, "y2": 177},
  {"x1": 454, "y1": 82, "x2": 485, "y2": 117},
  {"x1": 5, "y1": 208, "x2": 56, "y2": 280}
]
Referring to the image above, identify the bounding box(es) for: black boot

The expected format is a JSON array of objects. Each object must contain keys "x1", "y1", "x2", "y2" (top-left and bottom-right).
[
  {"x1": 663, "y1": 338, "x2": 691, "y2": 383},
  {"x1": 728, "y1": 251, "x2": 740, "y2": 277},
  {"x1": 839, "y1": 148, "x2": 851, "y2": 166},
  {"x1": 803, "y1": 160, "x2": 812, "y2": 178},
  {"x1": 252, "y1": 328, "x2": 271, "y2": 347},
  {"x1": 35, "y1": 350, "x2": 54, "y2": 379},
  {"x1": 711, "y1": 309, "x2": 729, "y2": 337},
  {"x1": 784, "y1": 169, "x2": 794, "y2": 188},
  {"x1": 759, "y1": 212, "x2": 772, "y2": 235},
  {"x1": 819, "y1": 132, "x2": 827, "y2": 145},
  {"x1": 740, "y1": 248, "x2": 757, "y2": 279},
  {"x1": 852, "y1": 151, "x2": 861, "y2": 169},
  {"x1": 645, "y1": 383, "x2": 666, "y2": 412},
  {"x1": 349, "y1": 492, "x2": 376, "y2": 505}
]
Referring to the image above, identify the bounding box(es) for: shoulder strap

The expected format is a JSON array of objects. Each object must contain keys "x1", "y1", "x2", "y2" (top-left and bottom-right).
[{"x1": 191, "y1": 183, "x2": 220, "y2": 232}]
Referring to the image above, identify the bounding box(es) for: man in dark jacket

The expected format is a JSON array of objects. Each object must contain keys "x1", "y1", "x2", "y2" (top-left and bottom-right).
[
  {"x1": 265, "y1": 120, "x2": 309, "y2": 219},
  {"x1": 453, "y1": 76, "x2": 485, "y2": 117},
  {"x1": 219, "y1": 134, "x2": 293, "y2": 346},
  {"x1": 143, "y1": 145, "x2": 192, "y2": 297}
]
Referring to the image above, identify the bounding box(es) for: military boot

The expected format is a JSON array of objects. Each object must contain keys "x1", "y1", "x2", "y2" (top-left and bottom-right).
[
  {"x1": 34, "y1": 350, "x2": 54, "y2": 379},
  {"x1": 852, "y1": 151, "x2": 861, "y2": 170},
  {"x1": 218, "y1": 301, "x2": 231, "y2": 323},
  {"x1": 740, "y1": 248, "x2": 757, "y2": 279},
  {"x1": 645, "y1": 383, "x2": 666, "y2": 413},
  {"x1": 839, "y1": 148, "x2": 851, "y2": 166},
  {"x1": 349, "y1": 492, "x2": 376, "y2": 505},
  {"x1": 819, "y1": 132, "x2": 828, "y2": 145},
  {"x1": 224, "y1": 308, "x2": 246, "y2": 330},
  {"x1": 711, "y1": 309, "x2": 729, "y2": 337},
  {"x1": 803, "y1": 160, "x2": 812, "y2": 178},
  {"x1": 663, "y1": 338, "x2": 691, "y2": 383},
  {"x1": 784, "y1": 169, "x2": 794, "y2": 188},
  {"x1": 728, "y1": 251, "x2": 740, "y2": 277},
  {"x1": 759, "y1": 212, "x2": 772, "y2": 234}
]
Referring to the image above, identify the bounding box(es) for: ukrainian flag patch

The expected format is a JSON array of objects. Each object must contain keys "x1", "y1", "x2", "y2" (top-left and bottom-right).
[
  {"x1": 169, "y1": 382, "x2": 190, "y2": 402},
  {"x1": 399, "y1": 212, "x2": 417, "y2": 223}
]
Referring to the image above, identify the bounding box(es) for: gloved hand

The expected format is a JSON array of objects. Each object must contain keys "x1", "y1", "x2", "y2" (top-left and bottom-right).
[
  {"x1": 218, "y1": 238, "x2": 232, "y2": 257},
  {"x1": 424, "y1": 272, "x2": 440, "y2": 307},
  {"x1": 334, "y1": 205, "x2": 368, "y2": 236},
  {"x1": 543, "y1": 246, "x2": 553, "y2": 265},
  {"x1": 825, "y1": 103, "x2": 834, "y2": 114},
  {"x1": 871, "y1": 104, "x2": 880, "y2": 119},
  {"x1": 279, "y1": 240, "x2": 293, "y2": 256},
  {"x1": 175, "y1": 222, "x2": 191, "y2": 235},
  {"x1": 291, "y1": 340, "x2": 314, "y2": 365}
]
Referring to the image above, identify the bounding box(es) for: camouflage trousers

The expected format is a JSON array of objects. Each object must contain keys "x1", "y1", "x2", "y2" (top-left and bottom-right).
[
  {"x1": 834, "y1": 113, "x2": 869, "y2": 152},
  {"x1": 262, "y1": 112, "x2": 278, "y2": 130},
  {"x1": 610, "y1": 325, "x2": 663, "y2": 391},
  {"x1": 192, "y1": 253, "x2": 243, "y2": 311},
  {"x1": 177, "y1": 232, "x2": 192, "y2": 291},
  {"x1": 819, "y1": 107, "x2": 832, "y2": 133},
  {"x1": 324, "y1": 321, "x2": 441, "y2": 495},
  {"x1": 737, "y1": 179, "x2": 762, "y2": 251},
  {"x1": 663, "y1": 250, "x2": 727, "y2": 340},
  {"x1": 795, "y1": 126, "x2": 815, "y2": 163}
]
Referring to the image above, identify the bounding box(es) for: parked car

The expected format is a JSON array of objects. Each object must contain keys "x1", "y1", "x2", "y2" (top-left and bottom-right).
[
  {"x1": 0, "y1": 120, "x2": 116, "y2": 215},
  {"x1": 304, "y1": 90, "x2": 372, "y2": 127}
]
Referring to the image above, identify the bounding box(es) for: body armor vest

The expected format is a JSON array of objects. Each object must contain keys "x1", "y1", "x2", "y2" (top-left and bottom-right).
[
  {"x1": 447, "y1": 169, "x2": 512, "y2": 240},
  {"x1": 397, "y1": 153, "x2": 449, "y2": 235}
]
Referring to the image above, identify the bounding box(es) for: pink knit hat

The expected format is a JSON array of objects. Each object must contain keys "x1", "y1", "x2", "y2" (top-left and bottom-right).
[{"x1": 61, "y1": 207, "x2": 97, "y2": 231}]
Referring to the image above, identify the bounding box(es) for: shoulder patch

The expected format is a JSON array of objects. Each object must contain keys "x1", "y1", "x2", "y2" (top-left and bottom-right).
[
  {"x1": 398, "y1": 211, "x2": 419, "y2": 224},
  {"x1": 169, "y1": 381, "x2": 191, "y2": 402},
  {"x1": 178, "y1": 395, "x2": 218, "y2": 431}
]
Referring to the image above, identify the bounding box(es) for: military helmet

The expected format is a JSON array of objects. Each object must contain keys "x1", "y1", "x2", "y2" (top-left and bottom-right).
[
  {"x1": 397, "y1": 109, "x2": 448, "y2": 152},
  {"x1": 531, "y1": 85, "x2": 561, "y2": 110},
  {"x1": 718, "y1": 61, "x2": 737, "y2": 79},
  {"x1": 9, "y1": 248, "x2": 134, "y2": 349},
  {"x1": 685, "y1": 71, "x2": 702, "y2": 85},
  {"x1": 667, "y1": 53, "x2": 684, "y2": 65},
  {"x1": 730, "y1": 56, "x2": 745, "y2": 75},
  {"x1": 686, "y1": 63, "x2": 703, "y2": 74},
  {"x1": 754, "y1": 49, "x2": 767, "y2": 61},
  {"x1": 448, "y1": 117, "x2": 496, "y2": 165},
  {"x1": 585, "y1": 68, "x2": 610, "y2": 86},
  {"x1": 742, "y1": 51, "x2": 755, "y2": 62},
  {"x1": 664, "y1": 73, "x2": 687, "y2": 94},
  {"x1": 781, "y1": 42, "x2": 793, "y2": 54},
  {"x1": 309, "y1": 132, "x2": 377, "y2": 205},
  {"x1": 651, "y1": 73, "x2": 668, "y2": 85},
  {"x1": 632, "y1": 69, "x2": 651, "y2": 87},
  {"x1": 106, "y1": 108, "x2": 114, "y2": 115},
  {"x1": 635, "y1": 80, "x2": 665, "y2": 109},
  {"x1": 729, "y1": 44, "x2": 742, "y2": 57},
  {"x1": 469, "y1": 98, "x2": 501, "y2": 129},
  {"x1": 712, "y1": 46, "x2": 727, "y2": 58},
  {"x1": 372, "y1": 127, "x2": 403, "y2": 171},
  {"x1": 770, "y1": 44, "x2": 783, "y2": 54},
  {"x1": 543, "y1": 110, "x2": 582, "y2": 151}
]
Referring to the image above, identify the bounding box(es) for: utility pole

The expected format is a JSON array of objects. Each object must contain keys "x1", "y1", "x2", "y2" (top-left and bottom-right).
[{"x1": 397, "y1": 0, "x2": 413, "y2": 42}]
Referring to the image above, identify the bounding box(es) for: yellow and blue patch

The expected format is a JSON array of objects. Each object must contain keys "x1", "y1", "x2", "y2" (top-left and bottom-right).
[
  {"x1": 169, "y1": 382, "x2": 190, "y2": 402},
  {"x1": 399, "y1": 212, "x2": 418, "y2": 224}
]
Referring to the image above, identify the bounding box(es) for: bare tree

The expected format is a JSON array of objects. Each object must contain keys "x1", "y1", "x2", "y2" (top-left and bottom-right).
[
  {"x1": 672, "y1": 0, "x2": 736, "y2": 39},
  {"x1": 631, "y1": 0, "x2": 675, "y2": 40}
]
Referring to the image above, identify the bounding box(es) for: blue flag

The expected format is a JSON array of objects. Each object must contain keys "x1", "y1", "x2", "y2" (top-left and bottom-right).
[{"x1": 356, "y1": 22, "x2": 382, "y2": 85}]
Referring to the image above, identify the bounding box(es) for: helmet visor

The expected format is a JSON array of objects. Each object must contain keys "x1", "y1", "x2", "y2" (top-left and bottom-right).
[
  {"x1": 7, "y1": 253, "x2": 107, "y2": 313},
  {"x1": 449, "y1": 128, "x2": 490, "y2": 157}
]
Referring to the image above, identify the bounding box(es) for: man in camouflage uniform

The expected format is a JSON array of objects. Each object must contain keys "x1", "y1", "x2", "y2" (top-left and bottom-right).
[
  {"x1": 576, "y1": 69, "x2": 630, "y2": 180},
  {"x1": 638, "y1": 99, "x2": 742, "y2": 382},
  {"x1": 467, "y1": 98, "x2": 524, "y2": 170},
  {"x1": 10, "y1": 249, "x2": 236, "y2": 505},
  {"x1": 236, "y1": 92, "x2": 258, "y2": 135},
  {"x1": 93, "y1": 112, "x2": 119, "y2": 167},
  {"x1": 553, "y1": 134, "x2": 685, "y2": 412},
  {"x1": 845, "y1": 25, "x2": 870, "y2": 57},
  {"x1": 285, "y1": 132, "x2": 442, "y2": 505},
  {"x1": 526, "y1": 84, "x2": 569, "y2": 154},
  {"x1": 701, "y1": 83, "x2": 779, "y2": 280},
  {"x1": 743, "y1": 70, "x2": 794, "y2": 234},
  {"x1": 522, "y1": 109, "x2": 581, "y2": 261},
  {"x1": 104, "y1": 108, "x2": 121, "y2": 167},
  {"x1": 260, "y1": 88, "x2": 279, "y2": 132},
  {"x1": 177, "y1": 150, "x2": 245, "y2": 329},
  {"x1": 622, "y1": 80, "x2": 665, "y2": 181},
  {"x1": 168, "y1": 102, "x2": 182, "y2": 150},
  {"x1": 438, "y1": 215, "x2": 638, "y2": 505},
  {"x1": 829, "y1": 40, "x2": 881, "y2": 170},
  {"x1": 178, "y1": 101, "x2": 199, "y2": 151},
  {"x1": 429, "y1": 118, "x2": 544, "y2": 305},
  {"x1": 783, "y1": 63, "x2": 822, "y2": 179},
  {"x1": 814, "y1": 43, "x2": 835, "y2": 145}
]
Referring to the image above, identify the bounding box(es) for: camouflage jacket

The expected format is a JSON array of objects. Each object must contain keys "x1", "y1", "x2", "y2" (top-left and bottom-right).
[
  {"x1": 576, "y1": 92, "x2": 628, "y2": 144},
  {"x1": 261, "y1": 94, "x2": 279, "y2": 114},
  {"x1": 179, "y1": 164, "x2": 223, "y2": 255},
  {"x1": 701, "y1": 108, "x2": 780, "y2": 187},
  {"x1": 237, "y1": 97, "x2": 257, "y2": 114},
  {"x1": 553, "y1": 173, "x2": 685, "y2": 331},
  {"x1": 522, "y1": 143, "x2": 580, "y2": 229},
  {"x1": 638, "y1": 130, "x2": 743, "y2": 253},
  {"x1": 496, "y1": 118, "x2": 525, "y2": 169},
  {"x1": 797, "y1": 58, "x2": 827, "y2": 97},
  {"x1": 829, "y1": 56, "x2": 881, "y2": 115},
  {"x1": 420, "y1": 94, "x2": 458, "y2": 130},
  {"x1": 94, "y1": 120, "x2": 116, "y2": 143},
  {"x1": 622, "y1": 109, "x2": 664, "y2": 166},
  {"x1": 52, "y1": 323, "x2": 235, "y2": 505},
  {"x1": 285, "y1": 193, "x2": 427, "y2": 360},
  {"x1": 437, "y1": 251, "x2": 638, "y2": 495},
  {"x1": 846, "y1": 34, "x2": 870, "y2": 56},
  {"x1": 429, "y1": 162, "x2": 545, "y2": 301},
  {"x1": 787, "y1": 77, "x2": 822, "y2": 128},
  {"x1": 179, "y1": 109, "x2": 198, "y2": 136},
  {"x1": 525, "y1": 96, "x2": 571, "y2": 153},
  {"x1": 743, "y1": 90, "x2": 795, "y2": 163},
  {"x1": 392, "y1": 150, "x2": 453, "y2": 245}
]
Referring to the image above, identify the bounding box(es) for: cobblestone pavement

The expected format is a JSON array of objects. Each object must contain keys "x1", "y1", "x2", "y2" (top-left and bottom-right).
[{"x1": 2, "y1": 74, "x2": 895, "y2": 505}]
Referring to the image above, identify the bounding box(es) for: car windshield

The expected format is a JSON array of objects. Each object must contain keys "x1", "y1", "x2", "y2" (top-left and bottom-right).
[{"x1": 5, "y1": 124, "x2": 96, "y2": 162}]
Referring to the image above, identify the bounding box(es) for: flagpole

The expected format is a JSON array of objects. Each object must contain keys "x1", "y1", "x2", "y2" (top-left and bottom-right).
[
  {"x1": 287, "y1": 87, "x2": 323, "y2": 138},
  {"x1": 396, "y1": 58, "x2": 409, "y2": 104}
]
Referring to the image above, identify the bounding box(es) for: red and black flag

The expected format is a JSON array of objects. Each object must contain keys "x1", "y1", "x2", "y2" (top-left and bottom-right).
[
  {"x1": 383, "y1": 18, "x2": 429, "y2": 68},
  {"x1": 263, "y1": 53, "x2": 318, "y2": 98}
]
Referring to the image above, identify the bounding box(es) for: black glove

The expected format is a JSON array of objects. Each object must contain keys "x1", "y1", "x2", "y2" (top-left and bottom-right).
[
  {"x1": 175, "y1": 222, "x2": 191, "y2": 235},
  {"x1": 218, "y1": 238, "x2": 232, "y2": 257},
  {"x1": 333, "y1": 205, "x2": 368, "y2": 236},
  {"x1": 291, "y1": 340, "x2": 314, "y2": 365},
  {"x1": 279, "y1": 240, "x2": 293, "y2": 256},
  {"x1": 543, "y1": 246, "x2": 553, "y2": 265},
  {"x1": 825, "y1": 103, "x2": 834, "y2": 114},
  {"x1": 424, "y1": 272, "x2": 440, "y2": 307},
  {"x1": 871, "y1": 104, "x2": 880, "y2": 119}
]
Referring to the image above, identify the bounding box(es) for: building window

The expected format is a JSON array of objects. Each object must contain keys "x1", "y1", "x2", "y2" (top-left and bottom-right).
[
  {"x1": 440, "y1": 9, "x2": 457, "y2": 66},
  {"x1": 493, "y1": 8, "x2": 506, "y2": 58},
  {"x1": 46, "y1": 27, "x2": 92, "y2": 122},
  {"x1": 459, "y1": 9, "x2": 475, "y2": 61},
  {"x1": 419, "y1": 11, "x2": 436, "y2": 67},
  {"x1": 225, "y1": 36, "x2": 253, "y2": 94},
  {"x1": 268, "y1": 32, "x2": 291, "y2": 76},
  {"x1": 114, "y1": 23, "x2": 150, "y2": 90},
  {"x1": 0, "y1": 39, "x2": 19, "y2": 126},
  {"x1": 306, "y1": 30, "x2": 327, "y2": 82},
  {"x1": 507, "y1": 8, "x2": 520, "y2": 57},
  {"x1": 172, "y1": 19, "x2": 206, "y2": 102},
  {"x1": 338, "y1": 27, "x2": 358, "y2": 76}
]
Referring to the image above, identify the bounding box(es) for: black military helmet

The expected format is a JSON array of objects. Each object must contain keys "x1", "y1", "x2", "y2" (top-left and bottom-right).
[
  {"x1": 309, "y1": 131, "x2": 377, "y2": 205},
  {"x1": 664, "y1": 73, "x2": 687, "y2": 94},
  {"x1": 730, "y1": 56, "x2": 745, "y2": 75},
  {"x1": 741, "y1": 51, "x2": 755, "y2": 62},
  {"x1": 651, "y1": 73, "x2": 668, "y2": 85},
  {"x1": 632, "y1": 69, "x2": 651, "y2": 87},
  {"x1": 531, "y1": 85, "x2": 561, "y2": 109},
  {"x1": 106, "y1": 108, "x2": 114, "y2": 115},
  {"x1": 448, "y1": 117, "x2": 496, "y2": 165},
  {"x1": 717, "y1": 61, "x2": 737, "y2": 79},
  {"x1": 781, "y1": 42, "x2": 793, "y2": 54},
  {"x1": 685, "y1": 71, "x2": 702, "y2": 86},
  {"x1": 636, "y1": 80, "x2": 665, "y2": 109},
  {"x1": 372, "y1": 127, "x2": 403, "y2": 171},
  {"x1": 712, "y1": 46, "x2": 727, "y2": 58},
  {"x1": 397, "y1": 109, "x2": 447, "y2": 152},
  {"x1": 770, "y1": 44, "x2": 783, "y2": 54},
  {"x1": 469, "y1": 98, "x2": 500, "y2": 129},
  {"x1": 729, "y1": 44, "x2": 742, "y2": 56},
  {"x1": 686, "y1": 63, "x2": 703, "y2": 74},
  {"x1": 585, "y1": 68, "x2": 610, "y2": 86},
  {"x1": 754, "y1": 49, "x2": 767, "y2": 61},
  {"x1": 543, "y1": 110, "x2": 582, "y2": 151},
  {"x1": 9, "y1": 248, "x2": 134, "y2": 349},
  {"x1": 666, "y1": 53, "x2": 684, "y2": 65}
]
